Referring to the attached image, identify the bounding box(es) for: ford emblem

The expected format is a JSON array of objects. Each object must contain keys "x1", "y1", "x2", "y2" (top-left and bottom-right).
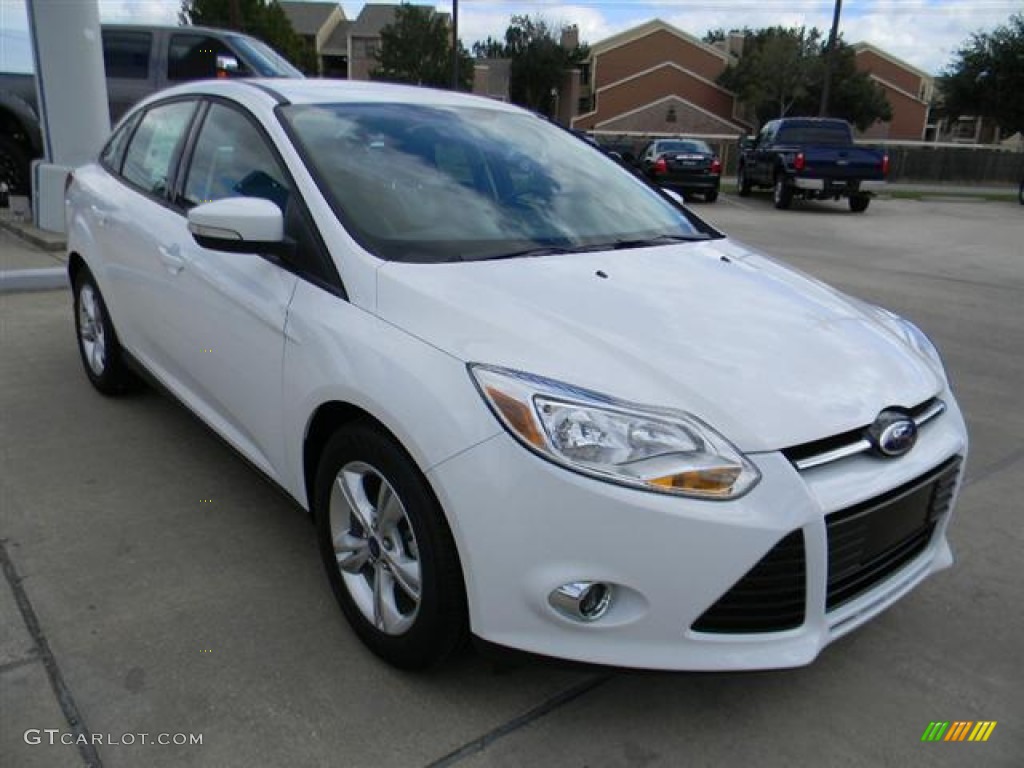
[{"x1": 866, "y1": 410, "x2": 918, "y2": 457}]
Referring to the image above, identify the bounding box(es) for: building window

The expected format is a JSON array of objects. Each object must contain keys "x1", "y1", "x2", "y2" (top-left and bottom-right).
[
  {"x1": 577, "y1": 95, "x2": 592, "y2": 114},
  {"x1": 579, "y1": 62, "x2": 591, "y2": 86}
]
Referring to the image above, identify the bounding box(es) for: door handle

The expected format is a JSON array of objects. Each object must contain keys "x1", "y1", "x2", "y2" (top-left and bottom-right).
[{"x1": 157, "y1": 244, "x2": 185, "y2": 274}]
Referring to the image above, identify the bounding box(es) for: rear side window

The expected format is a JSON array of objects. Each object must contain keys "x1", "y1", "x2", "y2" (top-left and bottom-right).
[
  {"x1": 168, "y1": 35, "x2": 244, "y2": 81},
  {"x1": 182, "y1": 103, "x2": 290, "y2": 211},
  {"x1": 102, "y1": 30, "x2": 152, "y2": 79},
  {"x1": 99, "y1": 111, "x2": 141, "y2": 172},
  {"x1": 121, "y1": 101, "x2": 196, "y2": 196}
]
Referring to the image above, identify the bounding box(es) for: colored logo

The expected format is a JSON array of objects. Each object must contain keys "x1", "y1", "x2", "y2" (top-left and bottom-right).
[
  {"x1": 866, "y1": 409, "x2": 918, "y2": 457},
  {"x1": 921, "y1": 721, "x2": 997, "y2": 742}
]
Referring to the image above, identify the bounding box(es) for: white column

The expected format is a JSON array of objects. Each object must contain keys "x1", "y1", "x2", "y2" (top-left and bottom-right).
[{"x1": 26, "y1": 0, "x2": 109, "y2": 232}]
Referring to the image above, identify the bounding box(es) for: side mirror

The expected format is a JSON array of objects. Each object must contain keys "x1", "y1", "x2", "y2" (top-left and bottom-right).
[
  {"x1": 188, "y1": 197, "x2": 286, "y2": 255},
  {"x1": 216, "y1": 54, "x2": 241, "y2": 77}
]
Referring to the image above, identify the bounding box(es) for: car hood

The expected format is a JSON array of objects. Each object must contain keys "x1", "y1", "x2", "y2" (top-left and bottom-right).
[{"x1": 375, "y1": 238, "x2": 942, "y2": 452}]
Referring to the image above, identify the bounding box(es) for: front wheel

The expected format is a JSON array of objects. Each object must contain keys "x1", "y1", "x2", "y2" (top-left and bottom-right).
[
  {"x1": 849, "y1": 194, "x2": 871, "y2": 213},
  {"x1": 313, "y1": 423, "x2": 468, "y2": 670},
  {"x1": 773, "y1": 175, "x2": 793, "y2": 209}
]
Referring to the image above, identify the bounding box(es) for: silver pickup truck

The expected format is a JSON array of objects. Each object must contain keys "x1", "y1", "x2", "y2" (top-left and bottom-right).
[{"x1": 0, "y1": 24, "x2": 301, "y2": 197}]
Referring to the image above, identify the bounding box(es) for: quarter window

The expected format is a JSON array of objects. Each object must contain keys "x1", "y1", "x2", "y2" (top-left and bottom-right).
[
  {"x1": 182, "y1": 104, "x2": 290, "y2": 211},
  {"x1": 99, "y1": 111, "x2": 141, "y2": 172},
  {"x1": 121, "y1": 101, "x2": 196, "y2": 196}
]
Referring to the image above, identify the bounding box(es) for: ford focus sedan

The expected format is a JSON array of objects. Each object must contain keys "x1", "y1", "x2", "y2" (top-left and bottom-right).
[{"x1": 66, "y1": 80, "x2": 967, "y2": 671}]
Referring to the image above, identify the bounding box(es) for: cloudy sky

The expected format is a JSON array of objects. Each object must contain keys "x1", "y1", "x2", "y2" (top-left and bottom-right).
[{"x1": 1, "y1": 0, "x2": 1021, "y2": 75}]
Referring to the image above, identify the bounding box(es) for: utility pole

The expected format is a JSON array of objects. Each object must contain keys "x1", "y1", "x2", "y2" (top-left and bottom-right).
[
  {"x1": 451, "y1": 0, "x2": 459, "y2": 90},
  {"x1": 819, "y1": 0, "x2": 842, "y2": 116}
]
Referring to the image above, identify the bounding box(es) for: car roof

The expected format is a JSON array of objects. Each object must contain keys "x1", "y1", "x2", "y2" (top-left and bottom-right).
[{"x1": 159, "y1": 78, "x2": 528, "y2": 114}]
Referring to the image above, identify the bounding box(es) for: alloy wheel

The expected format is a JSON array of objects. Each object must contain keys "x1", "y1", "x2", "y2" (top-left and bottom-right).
[
  {"x1": 78, "y1": 283, "x2": 107, "y2": 376},
  {"x1": 329, "y1": 461, "x2": 422, "y2": 635}
]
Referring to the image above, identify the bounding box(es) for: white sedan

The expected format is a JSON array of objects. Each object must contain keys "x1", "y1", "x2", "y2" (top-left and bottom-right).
[{"x1": 66, "y1": 79, "x2": 967, "y2": 671}]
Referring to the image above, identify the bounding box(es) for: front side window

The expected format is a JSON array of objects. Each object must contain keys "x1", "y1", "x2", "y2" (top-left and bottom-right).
[
  {"x1": 102, "y1": 30, "x2": 152, "y2": 79},
  {"x1": 168, "y1": 35, "x2": 246, "y2": 81},
  {"x1": 228, "y1": 35, "x2": 303, "y2": 77},
  {"x1": 182, "y1": 103, "x2": 290, "y2": 211},
  {"x1": 121, "y1": 101, "x2": 196, "y2": 196},
  {"x1": 282, "y1": 103, "x2": 710, "y2": 263}
]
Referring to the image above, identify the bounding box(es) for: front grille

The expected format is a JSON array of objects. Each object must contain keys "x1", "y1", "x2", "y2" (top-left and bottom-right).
[
  {"x1": 825, "y1": 456, "x2": 961, "y2": 611},
  {"x1": 691, "y1": 531, "x2": 806, "y2": 634},
  {"x1": 783, "y1": 398, "x2": 943, "y2": 470}
]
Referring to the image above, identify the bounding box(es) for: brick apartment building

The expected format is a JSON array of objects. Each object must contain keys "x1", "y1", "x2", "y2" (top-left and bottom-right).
[
  {"x1": 571, "y1": 20, "x2": 748, "y2": 136},
  {"x1": 852, "y1": 42, "x2": 934, "y2": 141}
]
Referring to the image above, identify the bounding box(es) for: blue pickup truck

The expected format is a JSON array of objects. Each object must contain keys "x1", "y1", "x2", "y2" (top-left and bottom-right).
[{"x1": 737, "y1": 118, "x2": 888, "y2": 212}]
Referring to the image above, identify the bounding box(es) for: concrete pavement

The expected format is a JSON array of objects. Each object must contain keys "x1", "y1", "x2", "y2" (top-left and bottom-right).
[{"x1": 2, "y1": 195, "x2": 1022, "y2": 766}]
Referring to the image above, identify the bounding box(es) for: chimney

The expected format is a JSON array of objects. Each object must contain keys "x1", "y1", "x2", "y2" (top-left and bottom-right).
[{"x1": 560, "y1": 25, "x2": 579, "y2": 50}]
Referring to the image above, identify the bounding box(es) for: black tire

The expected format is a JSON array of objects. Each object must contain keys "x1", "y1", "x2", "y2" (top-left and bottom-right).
[
  {"x1": 72, "y1": 268, "x2": 138, "y2": 395},
  {"x1": 0, "y1": 135, "x2": 31, "y2": 198},
  {"x1": 772, "y1": 174, "x2": 793, "y2": 210},
  {"x1": 705, "y1": 188, "x2": 719, "y2": 203},
  {"x1": 737, "y1": 164, "x2": 752, "y2": 196},
  {"x1": 313, "y1": 423, "x2": 468, "y2": 670},
  {"x1": 849, "y1": 194, "x2": 871, "y2": 213}
]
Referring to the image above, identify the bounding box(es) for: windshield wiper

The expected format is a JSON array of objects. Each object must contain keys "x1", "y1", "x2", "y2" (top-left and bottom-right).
[
  {"x1": 610, "y1": 234, "x2": 710, "y2": 249},
  {"x1": 479, "y1": 234, "x2": 709, "y2": 261}
]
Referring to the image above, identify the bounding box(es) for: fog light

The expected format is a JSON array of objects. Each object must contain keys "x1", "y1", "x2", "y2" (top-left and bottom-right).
[{"x1": 549, "y1": 581, "x2": 613, "y2": 622}]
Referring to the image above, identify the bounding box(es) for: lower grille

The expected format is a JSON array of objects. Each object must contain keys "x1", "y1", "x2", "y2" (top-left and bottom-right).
[
  {"x1": 825, "y1": 456, "x2": 961, "y2": 611},
  {"x1": 691, "y1": 531, "x2": 806, "y2": 634}
]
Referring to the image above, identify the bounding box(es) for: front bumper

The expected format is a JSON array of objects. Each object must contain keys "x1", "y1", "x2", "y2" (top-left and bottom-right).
[{"x1": 428, "y1": 396, "x2": 967, "y2": 670}]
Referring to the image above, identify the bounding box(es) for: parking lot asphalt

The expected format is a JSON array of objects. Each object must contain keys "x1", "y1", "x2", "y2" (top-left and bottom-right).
[{"x1": 2, "y1": 194, "x2": 1022, "y2": 767}]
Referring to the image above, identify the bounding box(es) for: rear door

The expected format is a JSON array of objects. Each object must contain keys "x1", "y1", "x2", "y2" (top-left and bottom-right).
[{"x1": 97, "y1": 97, "x2": 199, "y2": 369}]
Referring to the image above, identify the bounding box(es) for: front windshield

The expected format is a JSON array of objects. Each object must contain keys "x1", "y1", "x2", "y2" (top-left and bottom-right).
[
  {"x1": 229, "y1": 35, "x2": 304, "y2": 77},
  {"x1": 281, "y1": 103, "x2": 712, "y2": 262}
]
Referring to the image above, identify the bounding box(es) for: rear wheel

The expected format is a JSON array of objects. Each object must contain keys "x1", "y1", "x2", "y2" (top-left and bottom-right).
[
  {"x1": 313, "y1": 423, "x2": 468, "y2": 670},
  {"x1": 772, "y1": 174, "x2": 793, "y2": 210},
  {"x1": 72, "y1": 269, "x2": 138, "y2": 395},
  {"x1": 737, "y1": 165, "x2": 752, "y2": 197},
  {"x1": 0, "y1": 135, "x2": 31, "y2": 199},
  {"x1": 849, "y1": 194, "x2": 871, "y2": 213},
  {"x1": 705, "y1": 188, "x2": 719, "y2": 203}
]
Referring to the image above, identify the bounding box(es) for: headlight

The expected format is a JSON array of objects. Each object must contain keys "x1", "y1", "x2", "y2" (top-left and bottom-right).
[{"x1": 469, "y1": 364, "x2": 760, "y2": 499}]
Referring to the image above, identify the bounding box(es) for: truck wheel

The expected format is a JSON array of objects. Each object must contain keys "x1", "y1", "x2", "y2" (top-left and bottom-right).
[
  {"x1": 737, "y1": 165, "x2": 752, "y2": 197},
  {"x1": 772, "y1": 175, "x2": 793, "y2": 210},
  {"x1": 705, "y1": 189, "x2": 719, "y2": 203},
  {"x1": 0, "y1": 135, "x2": 31, "y2": 199},
  {"x1": 849, "y1": 194, "x2": 870, "y2": 213}
]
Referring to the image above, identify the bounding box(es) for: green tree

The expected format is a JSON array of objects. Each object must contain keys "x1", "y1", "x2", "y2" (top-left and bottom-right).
[
  {"x1": 179, "y1": 0, "x2": 317, "y2": 74},
  {"x1": 718, "y1": 27, "x2": 890, "y2": 130},
  {"x1": 372, "y1": 4, "x2": 473, "y2": 89},
  {"x1": 475, "y1": 16, "x2": 589, "y2": 116},
  {"x1": 941, "y1": 14, "x2": 1024, "y2": 136}
]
